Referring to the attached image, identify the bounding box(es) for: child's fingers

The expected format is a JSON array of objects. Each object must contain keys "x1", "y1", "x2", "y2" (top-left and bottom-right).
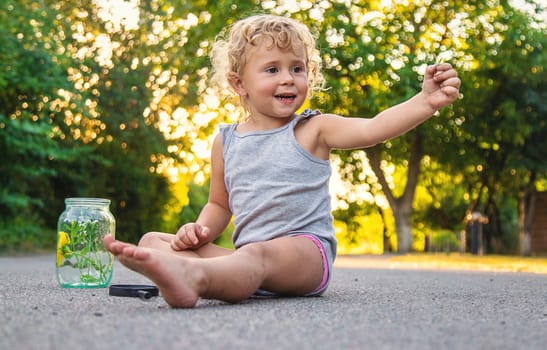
[
  {"x1": 171, "y1": 224, "x2": 197, "y2": 250},
  {"x1": 424, "y1": 64, "x2": 438, "y2": 80},
  {"x1": 173, "y1": 223, "x2": 210, "y2": 250},
  {"x1": 170, "y1": 237, "x2": 185, "y2": 251},
  {"x1": 435, "y1": 62, "x2": 454, "y2": 71},
  {"x1": 441, "y1": 85, "x2": 460, "y2": 100},
  {"x1": 433, "y1": 65, "x2": 458, "y2": 82},
  {"x1": 185, "y1": 230, "x2": 200, "y2": 245},
  {"x1": 195, "y1": 225, "x2": 210, "y2": 241},
  {"x1": 424, "y1": 63, "x2": 454, "y2": 85},
  {"x1": 170, "y1": 231, "x2": 188, "y2": 250},
  {"x1": 440, "y1": 76, "x2": 461, "y2": 89},
  {"x1": 439, "y1": 75, "x2": 461, "y2": 100}
]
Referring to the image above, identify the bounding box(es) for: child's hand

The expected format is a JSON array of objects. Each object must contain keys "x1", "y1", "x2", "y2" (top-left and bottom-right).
[
  {"x1": 422, "y1": 63, "x2": 461, "y2": 111},
  {"x1": 171, "y1": 223, "x2": 211, "y2": 251}
]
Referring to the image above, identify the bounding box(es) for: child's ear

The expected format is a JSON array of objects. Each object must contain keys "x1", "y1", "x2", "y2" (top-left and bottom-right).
[{"x1": 227, "y1": 72, "x2": 247, "y2": 97}]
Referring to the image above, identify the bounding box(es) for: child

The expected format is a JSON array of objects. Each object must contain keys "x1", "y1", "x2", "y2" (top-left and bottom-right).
[{"x1": 104, "y1": 14, "x2": 460, "y2": 308}]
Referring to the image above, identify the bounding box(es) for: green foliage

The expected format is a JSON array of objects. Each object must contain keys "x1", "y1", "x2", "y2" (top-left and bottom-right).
[
  {"x1": 179, "y1": 182, "x2": 210, "y2": 224},
  {"x1": 415, "y1": 160, "x2": 468, "y2": 231},
  {"x1": 180, "y1": 181, "x2": 234, "y2": 248},
  {"x1": 0, "y1": 0, "x2": 99, "y2": 251},
  {"x1": 434, "y1": 1, "x2": 546, "y2": 251},
  {"x1": 0, "y1": 215, "x2": 50, "y2": 253},
  {"x1": 1, "y1": 0, "x2": 545, "y2": 255},
  {"x1": 302, "y1": 0, "x2": 546, "y2": 253},
  {"x1": 335, "y1": 209, "x2": 396, "y2": 255},
  {"x1": 420, "y1": 229, "x2": 461, "y2": 254}
]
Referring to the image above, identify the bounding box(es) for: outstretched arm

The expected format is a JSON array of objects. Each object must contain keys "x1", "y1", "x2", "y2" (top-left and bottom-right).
[{"x1": 317, "y1": 63, "x2": 460, "y2": 150}]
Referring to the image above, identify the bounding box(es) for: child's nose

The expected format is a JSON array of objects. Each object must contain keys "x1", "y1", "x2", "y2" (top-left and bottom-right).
[{"x1": 280, "y1": 70, "x2": 294, "y2": 84}]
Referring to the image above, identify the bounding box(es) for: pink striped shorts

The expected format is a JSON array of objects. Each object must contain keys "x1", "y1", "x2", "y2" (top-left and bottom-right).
[{"x1": 253, "y1": 233, "x2": 331, "y2": 297}]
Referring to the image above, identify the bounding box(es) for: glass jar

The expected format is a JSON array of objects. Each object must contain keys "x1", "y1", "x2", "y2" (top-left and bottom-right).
[{"x1": 56, "y1": 198, "x2": 115, "y2": 288}]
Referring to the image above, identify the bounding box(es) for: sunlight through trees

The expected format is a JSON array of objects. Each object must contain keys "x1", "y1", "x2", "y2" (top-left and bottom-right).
[{"x1": 1, "y1": 0, "x2": 545, "y2": 254}]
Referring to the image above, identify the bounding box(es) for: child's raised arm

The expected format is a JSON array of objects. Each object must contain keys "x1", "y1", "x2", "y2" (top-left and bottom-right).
[{"x1": 316, "y1": 63, "x2": 460, "y2": 151}]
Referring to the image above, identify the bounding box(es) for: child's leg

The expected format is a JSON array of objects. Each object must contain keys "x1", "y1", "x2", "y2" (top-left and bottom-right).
[
  {"x1": 103, "y1": 234, "x2": 324, "y2": 308},
  {"x1": 137, "y1": 231, "x2": 233, "y2": 258}
]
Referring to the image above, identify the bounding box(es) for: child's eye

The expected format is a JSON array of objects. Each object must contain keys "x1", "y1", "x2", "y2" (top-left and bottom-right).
[
  {"x1": 291, "y1": 66, "x2": 305, "y2": 73},
  {"x1": 265, "y1": 67, "x2": 278, "y2": 73}
]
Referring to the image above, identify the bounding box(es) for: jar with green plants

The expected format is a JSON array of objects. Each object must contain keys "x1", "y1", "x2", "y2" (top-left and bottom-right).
[{"x1": 56, "y1": 198, "x2": 115, "y2": 288}]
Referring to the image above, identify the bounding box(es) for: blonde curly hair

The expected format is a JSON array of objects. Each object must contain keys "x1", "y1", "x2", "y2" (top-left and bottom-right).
[{"x1": 209, "y1": 14, "x2": 324, "y2": 114}]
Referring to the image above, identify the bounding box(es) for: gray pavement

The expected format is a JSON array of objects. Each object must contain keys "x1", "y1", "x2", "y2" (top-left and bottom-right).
[{"x1": 1, "y1": 254, "x2": 546, "y2": 350}]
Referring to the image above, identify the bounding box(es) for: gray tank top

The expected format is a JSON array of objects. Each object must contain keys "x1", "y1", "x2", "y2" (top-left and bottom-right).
[{"x1": 219, "y1": 110, "x2": 336, "y2": 258}]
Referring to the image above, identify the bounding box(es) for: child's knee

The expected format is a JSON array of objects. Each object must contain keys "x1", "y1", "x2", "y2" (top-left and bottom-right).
[
  {"x1": 138, "y1": 231, "x2": 162, "y2": 247},
  {"x1": 237, "y1": 242, "x2": 267, "y2": 261}
]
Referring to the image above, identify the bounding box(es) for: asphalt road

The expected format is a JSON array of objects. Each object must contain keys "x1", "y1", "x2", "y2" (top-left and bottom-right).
[{"x1": 1, "y1": 254, "x2": 546, "y2": 350}]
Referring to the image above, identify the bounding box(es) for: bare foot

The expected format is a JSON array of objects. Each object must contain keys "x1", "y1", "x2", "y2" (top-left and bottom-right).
[{"x1": 103, "y1": 235, "x2": 205, "y2": 308}]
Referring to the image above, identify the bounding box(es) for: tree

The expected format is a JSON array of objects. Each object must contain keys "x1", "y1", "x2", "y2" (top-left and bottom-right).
[
  {"x1": 299, "y1": 0, "x2": 468, "y2": 252},
  {"x1": 286, "y1": 0, "x2": 545, "y2": 253},
  {"x1": 0, "y1": 0, "x2": 99, "y2": 250},
  {"x1": 41, "y1": 0, "x2": 264, "y2": 242},
  {"x1": 441, "y1": 1, "x2": 547, "y2": 253},
  {"x1": 2, "y1": 0, "x2": 544, "y2": 255}
]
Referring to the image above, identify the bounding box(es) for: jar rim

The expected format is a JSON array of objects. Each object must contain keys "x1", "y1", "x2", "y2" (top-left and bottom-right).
[{"x1": 65, "y1": 197, "x2": 111, "y2": 206}]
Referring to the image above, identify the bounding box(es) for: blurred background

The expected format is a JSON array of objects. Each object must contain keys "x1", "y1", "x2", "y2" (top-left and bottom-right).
[{"x1": 1, "y1": 0, "x2": 545, "y2": 256}]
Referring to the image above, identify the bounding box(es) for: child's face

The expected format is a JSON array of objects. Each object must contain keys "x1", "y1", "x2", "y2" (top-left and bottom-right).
[{"x1": 237, "y1": 40, "x2": 309, "y2": 122}]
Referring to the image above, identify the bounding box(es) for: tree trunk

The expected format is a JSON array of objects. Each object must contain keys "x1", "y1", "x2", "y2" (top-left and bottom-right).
[
  {"x1": 519, "y1": 172, "x2": 536, "y2": 256},
  {"x1": 393, "y1": 206, "x2": 413, "y2": 254},
  {"x1": 367, "y1": 131, "x2": 423, "y2": 253}
]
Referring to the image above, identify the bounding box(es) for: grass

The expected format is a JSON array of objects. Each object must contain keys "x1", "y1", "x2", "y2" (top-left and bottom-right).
[{"x1": 335, "y1": 253, "x2": 547, "y2": 274}]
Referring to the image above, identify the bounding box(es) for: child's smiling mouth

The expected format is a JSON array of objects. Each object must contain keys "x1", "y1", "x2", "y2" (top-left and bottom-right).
[{"x1": 275, "y1": 93, "x2": 297, "y2": 104}]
